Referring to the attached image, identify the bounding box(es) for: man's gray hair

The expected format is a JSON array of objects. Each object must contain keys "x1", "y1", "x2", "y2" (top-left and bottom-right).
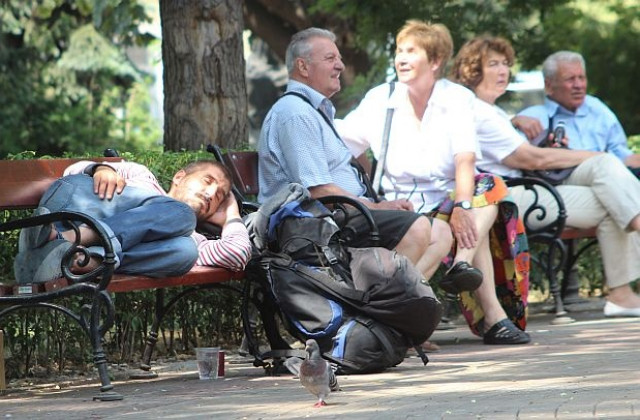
[
  {"x1": 542, "y1": 51, "x2": 586, "y2": 80},
  {"x1": 285, "y1": 28, "x2": 337, "y2": 74}
]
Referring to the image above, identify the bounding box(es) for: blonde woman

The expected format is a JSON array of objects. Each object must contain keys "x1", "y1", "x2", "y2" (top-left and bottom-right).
[{"x1": 338, "y1": 21, "x2": 530, "y2": 344}]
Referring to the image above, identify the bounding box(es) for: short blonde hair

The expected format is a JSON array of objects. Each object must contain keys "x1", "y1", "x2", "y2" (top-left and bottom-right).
[
  {"x1": 396, "y1": 20, "x2": 453, "y2": 79},
  {"x1": 451, "y1": 35, "x2": 515, "y2": 90}
]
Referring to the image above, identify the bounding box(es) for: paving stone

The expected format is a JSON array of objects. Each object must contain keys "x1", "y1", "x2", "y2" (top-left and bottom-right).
[{"x1": 0, "y1": 302, "x2": 639, "y2": 419}]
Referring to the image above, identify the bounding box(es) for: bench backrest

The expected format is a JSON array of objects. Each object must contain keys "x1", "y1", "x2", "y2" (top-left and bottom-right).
[
  {"x1": 0, "y1": 158, "x2": 123, "y2": 210},
  {"x1": 209, "y1": 145, "x2": 259, "y2": 199},
  {"x1": 224, "y1": 151, "x2": 259, "y2": 197}
]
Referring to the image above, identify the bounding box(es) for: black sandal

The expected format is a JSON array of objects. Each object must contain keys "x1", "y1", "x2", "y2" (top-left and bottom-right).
[
  {"x1": 438, "y1": 261, "x2": 483, "y2": 294},
  {"x1": 483, "y1": 319, "x2": 531, "y2": 345}
]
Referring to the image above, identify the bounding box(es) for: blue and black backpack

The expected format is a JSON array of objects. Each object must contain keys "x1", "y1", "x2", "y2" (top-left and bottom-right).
[{"x1": 261, "y1": 193, "x2": 442, "y2": 374}]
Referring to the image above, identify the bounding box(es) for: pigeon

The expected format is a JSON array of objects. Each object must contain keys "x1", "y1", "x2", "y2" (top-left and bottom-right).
[{"x1": 298, "y1": 339, "x2": 339, "y2": 407}]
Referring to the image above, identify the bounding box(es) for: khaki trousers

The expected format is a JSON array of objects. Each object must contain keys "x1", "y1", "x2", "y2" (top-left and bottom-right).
[{"x1": 510, "y1": 154, "x2": 640, "y2": 288}]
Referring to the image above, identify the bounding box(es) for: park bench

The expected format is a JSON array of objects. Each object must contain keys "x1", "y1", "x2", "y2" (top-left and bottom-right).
[
  {"x1": 357, "y1": 153, "x2": 600, "y2": 322},
  {"x1": 0, "y1": 157, "x2": 250, "y2": 401},
  {"x1": 212, "y1": 145, "x2": 600, "y2": 328},
  {"x1": 504, "y1": 177, "x2": 598, "y2": 322}
]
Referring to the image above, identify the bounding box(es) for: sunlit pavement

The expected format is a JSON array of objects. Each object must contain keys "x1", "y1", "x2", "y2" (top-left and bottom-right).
[{"x1": 1, "y1": 298, "x2": 638, "y2": 419}]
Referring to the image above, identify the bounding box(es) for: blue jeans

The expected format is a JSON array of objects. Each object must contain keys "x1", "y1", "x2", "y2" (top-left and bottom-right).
[{"x1": 39, "y1": 174, "x2": 198, "y2": 277}]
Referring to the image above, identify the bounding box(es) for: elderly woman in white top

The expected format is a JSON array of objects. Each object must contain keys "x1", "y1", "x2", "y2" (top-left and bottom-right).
[
  {"x1": 451, "y1": 35, "x2": 640, "y2": 318},
  {"x1": 337, "y1": 20, "x2": 530, "y2": 345}
]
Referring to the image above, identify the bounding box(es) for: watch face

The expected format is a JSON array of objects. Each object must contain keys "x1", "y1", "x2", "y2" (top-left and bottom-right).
[{"x1": 455, "y1": 201, "x2": 471, "y2": 209}]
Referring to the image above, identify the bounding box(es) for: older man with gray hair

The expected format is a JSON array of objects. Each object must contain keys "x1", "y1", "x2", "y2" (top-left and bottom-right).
[
  {"x1": 517, "y1": 50, "x2": 640, "y2": 317},
  {"x1": 258, "y1": 27, "x2": 465, "y2": 294}
]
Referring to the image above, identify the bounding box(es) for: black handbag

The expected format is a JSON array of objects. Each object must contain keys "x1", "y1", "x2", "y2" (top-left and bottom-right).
[{"x1": 522, "y1": 116, "x2": 575, "y2": 185}]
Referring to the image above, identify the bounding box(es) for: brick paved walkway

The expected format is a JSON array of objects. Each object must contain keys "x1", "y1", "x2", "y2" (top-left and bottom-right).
[{"x1": 1, "y1": 300, "x2": 639, "y2": 419}]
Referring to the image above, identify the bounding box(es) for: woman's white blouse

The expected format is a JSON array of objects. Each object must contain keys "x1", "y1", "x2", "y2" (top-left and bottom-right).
[{"x1": 337, "y1": 79, "x2": 479, "y2": 212}]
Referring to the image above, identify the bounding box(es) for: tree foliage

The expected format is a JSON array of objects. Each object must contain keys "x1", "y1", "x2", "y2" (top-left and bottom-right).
[
  {"x1": 0, "y1": 0, "x2": 159, "y2": 157},
  {"x1": 1, "y1": 0, "x2": 638, "y2": 156},
  {"x1": 244, "y1": 0, "x2": 640, "y2": 135}
]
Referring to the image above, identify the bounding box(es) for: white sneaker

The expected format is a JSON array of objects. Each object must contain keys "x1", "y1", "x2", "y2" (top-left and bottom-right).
[{"x1": 603, "y1": 301, "x2": 640, "y2": 317}]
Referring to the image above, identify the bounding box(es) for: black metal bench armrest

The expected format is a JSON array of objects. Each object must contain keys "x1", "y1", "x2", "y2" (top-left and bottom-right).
[
  {"x1": 0, "y1": 210, "x2": 117, "y2": 293},
  {"x1": 504, "y1": 176, "x2": 568, "y2": 240},
  {"x1": 241, "y1": 200, "x2": 260, "y2": 215},
  {"x1": 318, "y1": 195, "x2": 380, "y2": 246}
]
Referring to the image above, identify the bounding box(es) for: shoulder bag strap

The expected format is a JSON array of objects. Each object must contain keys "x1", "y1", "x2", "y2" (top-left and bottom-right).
[
  {"x1": 371, "y1": 82, "x2": 396, "y2": 195},
  {"x1": 282, "y1": 91, "x2": 342, "y2": 140}
]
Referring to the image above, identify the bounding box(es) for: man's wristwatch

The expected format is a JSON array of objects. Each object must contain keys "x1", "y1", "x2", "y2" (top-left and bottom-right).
[{"x1": 453, "y1": 200, "x2": 472, "y2": 210}]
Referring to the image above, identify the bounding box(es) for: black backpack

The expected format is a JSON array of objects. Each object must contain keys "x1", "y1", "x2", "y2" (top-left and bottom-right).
[
  {"x1": 261, "y1": 194, "x2": 442, "y2": 373},
  {"x1": 325, "y1": 316, "x2": 408, "y2": 374}
]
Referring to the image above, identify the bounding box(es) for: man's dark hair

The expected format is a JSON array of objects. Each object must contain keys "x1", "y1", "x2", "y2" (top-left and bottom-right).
[{"x1": 182, "y1": 160, "x2": 232, "y2": 183}]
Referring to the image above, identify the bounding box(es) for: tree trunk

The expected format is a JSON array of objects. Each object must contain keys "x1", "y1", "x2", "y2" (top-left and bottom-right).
[{"x1": 160, "y1": 0, "x2": 247, "y2": 151}]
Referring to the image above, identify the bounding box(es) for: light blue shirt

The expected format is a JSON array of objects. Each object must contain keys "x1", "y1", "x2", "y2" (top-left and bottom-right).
[
  {"x1": 518, "y1": 95, "x2": 631, "y2": 162},
  {"x1": 258, "y1": 80, "x2": 366, "y2": 203}
]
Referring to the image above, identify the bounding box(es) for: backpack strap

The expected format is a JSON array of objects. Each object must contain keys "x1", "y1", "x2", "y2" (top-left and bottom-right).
[
  {"x1": 268, "y1": 253, "x2": 369, "y2": 303},
  {"x1": 413, "y1": 344, "x2": 430, "y2": 366},
  {"x1": 294, "y1": 260, "x2": 369, "y2": 303},
  {"x1": 357, "y1": 316, "x2": 402, "y2": 367},
  {"x1": 358, "y1": 316, "x2": 428, "y2": 367},
  {"x1": 359, "y1": 316, "x2": 429, "y2": 366}
]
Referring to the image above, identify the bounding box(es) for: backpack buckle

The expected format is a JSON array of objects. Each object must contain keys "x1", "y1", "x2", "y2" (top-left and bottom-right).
[{"x1": 322, "y1": 246, "x2": 338, "y2": 265}]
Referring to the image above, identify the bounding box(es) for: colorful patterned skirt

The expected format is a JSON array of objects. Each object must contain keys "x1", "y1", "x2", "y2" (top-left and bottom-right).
[{"x1": 433, "y1": 173, "x2": 530, "y2": 336}]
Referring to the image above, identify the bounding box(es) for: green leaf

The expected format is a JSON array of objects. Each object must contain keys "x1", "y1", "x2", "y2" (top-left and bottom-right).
[{"x1": 57, "y1": 24, "x2": 141, "y2": 81}]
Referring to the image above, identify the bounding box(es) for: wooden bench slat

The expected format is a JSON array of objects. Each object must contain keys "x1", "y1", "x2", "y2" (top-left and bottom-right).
[
  {"x1": 560, "y1": 227, "x2": 597, "y2": 241},
  {"x1": 0, "y1": 158, "x2": 122, "y2": 209},
  {"x1": 0, "y1": 284, "x2": 13, "y2": 297},
  {"x1": 0, "y1": 330, "x2": 5, "y2": 391},
  {"x1": 107, "y1": 266, "x2": 244, "y2": 293},
  {"x1": 2, "y1": 268, "x2": 243, "y2": 296}
]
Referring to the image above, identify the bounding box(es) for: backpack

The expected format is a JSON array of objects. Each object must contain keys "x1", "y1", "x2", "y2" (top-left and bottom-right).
[
  {"x1": 263, "y1": 253, "x2": 415, "y2": 373},
  {"x1": 325, "y1": 316, "x2": 408, "y2": 374},
  {"x1": 259, "y1": 192, "x2": 443, "y2": 373}
]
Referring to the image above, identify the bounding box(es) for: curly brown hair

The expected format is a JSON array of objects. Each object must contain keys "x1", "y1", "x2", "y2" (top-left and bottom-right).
[
  {"x1": 450, "y1": 35, "x2": 515, "y2": 90},
  {"x1": 396, "y1": 20, "x2": 453, "y2": 79}
]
